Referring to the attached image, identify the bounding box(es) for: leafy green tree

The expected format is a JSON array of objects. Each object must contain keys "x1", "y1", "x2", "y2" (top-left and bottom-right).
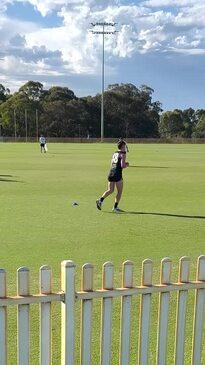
[
  {"x1": 195, "y1": 109, "x2": 205, "y2": 122},
  {"x1": 180, "y1": 108, "x2": 197, "y2": 137},
  {"x1": 39, "y1": 86, "x2": 77, "y2": 136},
  {"x1": 0, "y1": 80, "x2": 163, "y2": 138},
  {"x1": 0, "y1": 84, "x2": 10, "y2": 104},
  {"x1": 193, "y1": 115, "x2": 205, "y2": 138},
  {"x1": 44, "y1": 86, "x2": 76, "y2": 103},
  {"x1": 81, "y1": 96, "x2": 101, "y2": 137},
  {"x1": 104, "y1": 83, "x2": 161, "y2": 137},
  {"x1": 159, "y1": 110, "x2": 184, "y2": 138},
  {"x1": 0, "y1": 90, "x2": 40, "y2": 137},
  {"x1": 19, "y1": 81, "x2": 44, "y2": 101}
]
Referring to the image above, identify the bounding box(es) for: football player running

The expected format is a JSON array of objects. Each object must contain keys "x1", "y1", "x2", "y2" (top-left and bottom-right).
[{"x1": 96, "y1": 139, "x2": 129, "y2": 213}]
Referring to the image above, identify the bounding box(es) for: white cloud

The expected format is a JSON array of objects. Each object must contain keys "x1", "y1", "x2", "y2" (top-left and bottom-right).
[
  {"x1": 14, "y1": 0, "x2": 94, "y2": 17},
  {"x1": 0, "y1": 74, "x2": 27, "y2": 92},
  {"x1": 143, "y1": 0, "x2": 204, "y2": 8},
  {"x1": 0, "y1": 0, "x2": 205, "y2": 90},
  {"x1": 168, "y1": 47, "x2": 205, "y2": 55},
  {"x1": 174, "y1": 4, "x2": 205, "y2": 27},
  {"x1": 175, "y1": 35, "x2": 200, "y2": 48},
  {"x1": 26, "y1": 0, "x2": 205, "y2": 66},
  {"x1": 0, "y1": 14, "x2": 38, "y2": 45},
  {"x1": 1, "y1": 54, "x2": 63, "y2": 77}
]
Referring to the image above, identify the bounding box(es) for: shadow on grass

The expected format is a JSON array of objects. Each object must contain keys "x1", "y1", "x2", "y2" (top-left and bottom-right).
[
  {"x1": 0, "y1": 175, "x2": 22, "y2": 183},
  {"x1": 112, "y1": 211, "x2": 205, "y2": 220},
  {"x1": 0, "y1": 174, "x2": 13, "y2": 177},
  {"x1": 49, "y1": 152, "x2": 72, "y2": 155},
  {"x1": 104, "y1": 210, "x2": 205, "y2": 219},
  {"x1": 130, "y1": 165, "x2": 170, "y2": 169}
]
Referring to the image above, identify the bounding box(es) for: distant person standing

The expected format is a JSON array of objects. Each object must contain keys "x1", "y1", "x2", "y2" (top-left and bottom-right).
[{"x1": 39, "y1": 135, "x2": 47, "y2": 153}]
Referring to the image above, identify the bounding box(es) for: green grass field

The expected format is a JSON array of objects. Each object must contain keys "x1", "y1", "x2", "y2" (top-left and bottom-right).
[{"x1": 0, "y1": 142, "x2": 205, "y2": 364}]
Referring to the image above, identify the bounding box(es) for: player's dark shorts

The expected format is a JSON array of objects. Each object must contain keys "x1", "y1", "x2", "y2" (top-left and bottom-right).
[
  {"x1": 108, "y1": 173, "x2": 122, "y2": 182},
  {"x1": 40, "y1": 143, "x2": 45, "y2": 148}
]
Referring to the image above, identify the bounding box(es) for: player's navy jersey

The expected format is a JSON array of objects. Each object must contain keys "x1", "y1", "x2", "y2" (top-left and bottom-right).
[{"x1": 108, "y1": 151, "x2": 125, "y2": 182}]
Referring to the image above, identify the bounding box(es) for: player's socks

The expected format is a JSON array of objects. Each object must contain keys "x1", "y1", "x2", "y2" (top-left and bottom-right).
[
  {"x1": 112, "y1": 202, "x2": 124, "y2": 213},
  {"x1": 112, "y1": 207, "x2": 124, "y2": 213},
  {"x1": 96, "y1": 199, "x2": 102, "y2": 210}
]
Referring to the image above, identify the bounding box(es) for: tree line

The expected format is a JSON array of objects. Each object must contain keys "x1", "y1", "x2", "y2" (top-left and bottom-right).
[{"x1": 0, "y1": 81, "x2": 205, "y2": 138}]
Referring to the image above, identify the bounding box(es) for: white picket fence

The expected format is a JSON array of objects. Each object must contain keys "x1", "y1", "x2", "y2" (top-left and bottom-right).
[{"x1": 0, "y1": 256, "x2": 205, "y2": 364}]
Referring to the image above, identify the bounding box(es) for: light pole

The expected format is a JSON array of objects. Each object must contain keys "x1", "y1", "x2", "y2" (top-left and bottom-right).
[
  {"x1": 14, "y1": 109, "x2": 17, "y2": 141},
  {"x1": 25, "y1": 109, "x2": 28, "y2": 142},
  {"x1": 91, "y1": 22, "x2": 117, "y2": 142},
  {"x1": 36, "y1": 109, "x2": 39, "y2": 142}
]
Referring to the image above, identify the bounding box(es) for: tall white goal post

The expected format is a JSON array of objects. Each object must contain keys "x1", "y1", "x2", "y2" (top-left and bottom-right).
[{"x1": 0, "y1": 255, "x2": 205, "y2": 364}]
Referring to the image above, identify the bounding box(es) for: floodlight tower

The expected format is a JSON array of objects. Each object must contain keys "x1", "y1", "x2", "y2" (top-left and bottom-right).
[{"x1": 91, "y1": 22, "x2": 117, "y2": 142}]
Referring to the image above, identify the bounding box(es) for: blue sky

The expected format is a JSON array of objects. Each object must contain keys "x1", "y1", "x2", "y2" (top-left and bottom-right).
[{"x1": 0, "y1": 0, "x2": 205, "y2": 110}]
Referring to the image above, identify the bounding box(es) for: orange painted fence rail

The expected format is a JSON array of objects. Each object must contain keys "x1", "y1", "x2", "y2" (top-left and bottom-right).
[{"x1": 0, "y1": 256, "x2": 205, "y2": 364}]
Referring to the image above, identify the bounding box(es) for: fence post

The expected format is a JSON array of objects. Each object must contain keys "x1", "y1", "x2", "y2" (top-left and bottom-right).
[
  {"x1": 175, "y1": 257, "x2": 190, "y2": 365},
  {"x1": 120, "y1": 260, "x2": 133, "y2": 365},
  {"x1": 40, "y1": 266, "x2": 52, "y2": 365},
  {"x1": 61, "y1": 260, "x2": 76, "y2": 365},
  {"x1": 138, "y1": 259, "x2": 153, "y2": 365},
  {"x1": 17, "y1": 267, "x2": 30, "y2": 365},
  {"x1": 157, "y1": 258, "x2": 172, "y2": 365},
  {"x1": 100, "y1": 262, "x2": 114, "y2": 365},
  {"x1": 80, "y1": 263, "x2": 93, "y2": 365},
  {"x1": 0, "y1": 269, "x2": 7, "y2": 365},
  {"x1": 192, "y1": 255, "x2": 205, "y2": 365}
]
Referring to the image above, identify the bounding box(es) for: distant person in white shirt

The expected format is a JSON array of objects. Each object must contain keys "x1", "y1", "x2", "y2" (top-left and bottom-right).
[{"x1": 39, "y1": 135, "x2": 47, "y2": 153}]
